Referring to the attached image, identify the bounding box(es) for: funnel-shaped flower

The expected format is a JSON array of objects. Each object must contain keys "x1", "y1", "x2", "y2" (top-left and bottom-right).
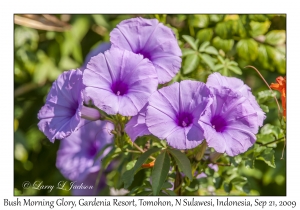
[
  {"x1": 56, "y1": 119, "x2": 114, "y2": 181},
  {"x1": 206, "y1": 72, "x2": 265, "y2": 127},
  {"x1": 198, "y1": 87, "x2": 259, "y2": 156},
  {"x1": 110, "y1": 17, "x2": 182, "y2": 84},
  {"x1": 146, "y1": 80, "x2": 213, "y2": 149},
  {"x1": 37, "y1": 69, "x2": 84, "y2": 142},
  {"x1": 83, "y1": 47, "x2": 158, "y2": 116}
]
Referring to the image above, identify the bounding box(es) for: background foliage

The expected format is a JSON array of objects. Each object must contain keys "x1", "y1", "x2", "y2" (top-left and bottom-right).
[{"x1": 14, "y1": 14, "x2": 286, "y2": 196}]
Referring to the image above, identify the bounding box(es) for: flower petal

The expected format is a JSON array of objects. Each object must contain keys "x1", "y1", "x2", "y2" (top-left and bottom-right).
[
  {"x1": 207, "y1": 72, "x2": 265, "y2": 126},
  {"x1": 110, "y1": 17, "x2": 182, "y2": 84},
  {"x1": 147, "y1": 81, "x2": 212, "y2": 149},
  {"x1": 37, "y1": 69, "x2": 84, "y2": 142},
  {"x1": 83, "y1": 48, "x2": 157, "y2": 116},
  {"x1": 125, "y1": 105, "x2": 151, "y2": 141}
]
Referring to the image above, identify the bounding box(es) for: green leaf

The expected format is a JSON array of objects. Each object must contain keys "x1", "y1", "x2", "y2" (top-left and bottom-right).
[
  {"x1": 231, "y1": 176, "x2": 247, "y2": 185},
  {"x1": 213, "y1": 64, "x2": 224, "y2": 72},
  {"x1": 182, "y1": 48, "x2": 197, "y2": 57},
  {"x1": 183, "y1": 53, "x2": 200, "y2": 74},
  {"x1": 236, "y1": 39, "x2": 258, "y2": 61},
  {"x1": 249, "y1": 14, "x2": 268, "y2": 22},
  {"x1": 71, "y1": 16, "x2": 90, "y2": 42},
  {"x1": 212, "y1": 37, "x2": 234, "y2": 53},
  {"x1": 228, "y1": 65, "x2": 242, "y2": 75},
  {"x1": 200, "y1": 53, "x2": 215, "y2": 69},
  {"x1": 260, "y1": 124, "x2": 281, "y2": 139},
  {"x1": 265, "y1": 30, "x2": 286, "y2": 45},
  {"x1": 242, "y1": 183, "x2": 251, "y2": 194},
  {"x1": 92, "y1": 14, "x2": 109, "y2": 28},
  {"x1": 204, "y1": 46, "x2": 219, "y2": 55},
  {"x1": 256, "y1": 148, "x2": 276, "y2": 168},
  {"x1": 152, "y1": 150, "x2": 170, "y2": 195},
  {"x1": 260, "y1": 104, "x2": 269, "y2": 113},
  {"x1": 214, "y1": 177, "x2": 223, "y2": 189},
  {"x1": 59, "y1": 56, "x2": 80, "y2": 70},
  {"x1": 165, "y1": 190, "x2": 177, "y2": 196},
  {"x1": 228, "y1": 60, "x2": 238, "y2": 66},
  {"x1": 199, "y1": 41, "x2": 210, "y2": 52},
  {"x1": 257, "y1": 44, "x2": 270, "y2": 69},
  {"x1": 191, "y1": 15, "x2": 209, "y2": 28},
  {"x1": 265, "y1": 45, "x2": 286, "y2": 73},
  {"x1": 250, "y1": 20, "x2": 271, "y2": 37},
  {"x1": 215, "y1": 21, "x2": 233, "y2": 39},
  {"x1": 126, "y1": 160, "x2": 137, "y2": 171},
  {"x1": 182, "y1": 35, "x2": 198, "y2": 51},
  {"x1": 257, "y1": 90, "x2": 277, "y2": 104},
  {"x1": 196, "y1": 28, "x2": 213, "y2": 43},
  {"x1": 257, "y1": 134, "x2": 275, "y2": 145},
  {"x1": 209, "y1": 14, "x2": 224, "y2": 22},
  {"x1": 161, "y1": 181, "x2": 173, "y2": 189},
  {"x1": 168, "y1": 149, "x2": 193, "y2": 180},
  {"x1": 224, "y1": 182, "x2": 232, "y2": 193},
  {"x1": 122, "y1": 147, "x2": 160, "y2": 189}
]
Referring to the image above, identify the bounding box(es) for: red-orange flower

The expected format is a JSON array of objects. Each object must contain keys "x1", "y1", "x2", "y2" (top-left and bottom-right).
[{"x1": 270, "y1": 76, "x2": 286, "y2": 118}]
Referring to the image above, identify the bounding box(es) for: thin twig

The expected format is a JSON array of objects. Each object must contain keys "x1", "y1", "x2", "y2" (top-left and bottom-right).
[
  {"x1": 244, "y1": 65, "x2": 282, "y2": 117},
  {"x1": 132, "y1": 142, "x2": 155, "y2": 160},
  {"x1": 255, "y1": 137, "x2": 285, "y2": 146}
]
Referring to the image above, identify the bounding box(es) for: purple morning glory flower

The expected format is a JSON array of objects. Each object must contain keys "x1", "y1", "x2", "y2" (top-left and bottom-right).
[
  {"x1": 83, "y1": 47, "x2": 158, "y2": 116},
  {"x1": 197, "y1": 87, "x2": 260, "y2": 156},
  {"x1": 56, "y1": 119, "x2": 114, "y2": 182},
  {"x1": 110, "y1": 17, "x2": 182, "y2": 84},
  {"x1": 125, "y1": 104, "x2": 150, "y2": 141},
  {"x1": 37, "y1": 69, "x2": 85, "y2": 142},
  {"x1": 206, "y1": 72, "x2": 265, "y2": 126},
  {"x1": 146, "y1": 80, "x2": 213, "y2": 149}
]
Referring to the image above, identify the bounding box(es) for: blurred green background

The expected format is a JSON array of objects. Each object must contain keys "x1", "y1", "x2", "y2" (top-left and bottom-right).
[{"x1": 14, "y1": 14, "x2": 286, "y2": 195}]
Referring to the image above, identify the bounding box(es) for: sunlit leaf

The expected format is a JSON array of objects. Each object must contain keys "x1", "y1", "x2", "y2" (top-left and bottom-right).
[
  {"x1": 182, "y1": 35, "x2": 198, "y2": 50},
  {"x1": 236, "y1": 38, "x2": 258, "y2": 61},
  {"x1": 212, "y1": 37, "x2": 234, "y2": 53},
  {"x1": 228, "y1": 65, "x2": 242, "y2": 75},
  {"x1": 200, "y1": 53, "x2": 215, "y2": 69},
  {"x1": 256, "y1": 148, "x2": 276, "y2": 168},
  {"x1": 183, "y1": 53, "x2": 200, "y2": 74},
  {"x1": 265, "y1": 30, "x2": 286, "y2": 45},
  {"x1": 196, "y1": 28, "x2": 213, "y2": 44}
]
